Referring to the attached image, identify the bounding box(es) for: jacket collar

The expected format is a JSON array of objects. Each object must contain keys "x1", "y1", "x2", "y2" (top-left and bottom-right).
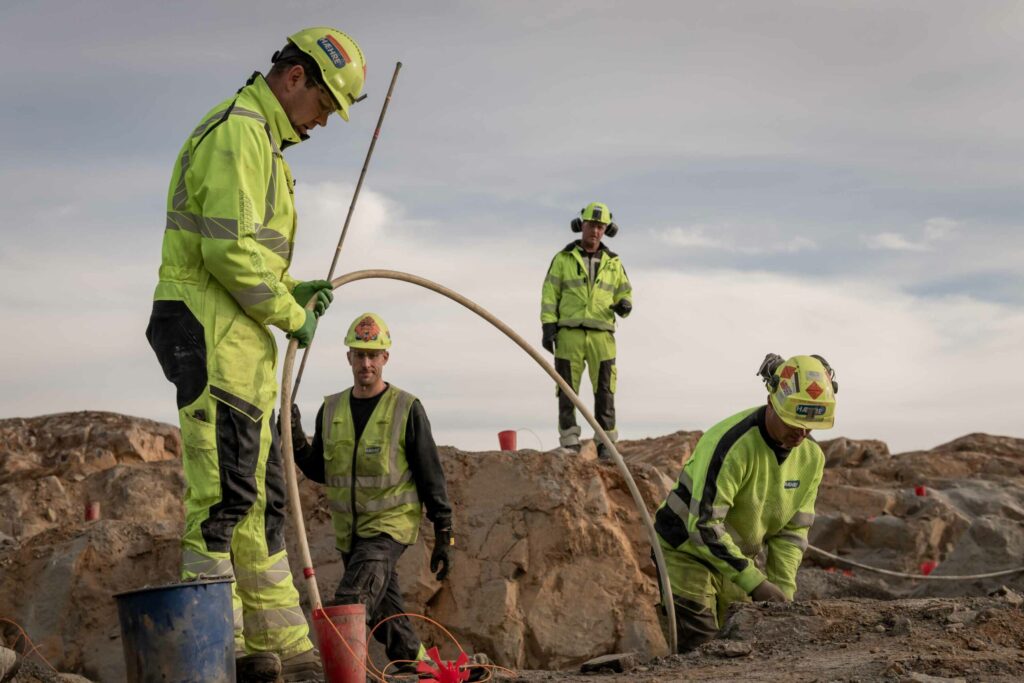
[
  {"x1": 562, "y1": 240, "x2": 618, "y2": 259},
  {"x1": 240, "y1": 73, "x2": 303, "y2": 150},
  {"x1": 756, "y1": 404, "x2": 793, "y2": 463}
]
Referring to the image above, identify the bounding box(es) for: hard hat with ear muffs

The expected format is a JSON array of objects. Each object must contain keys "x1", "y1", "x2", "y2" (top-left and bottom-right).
[
  {"x1": 570, "y1": 201, "x2": 619, "y2": 237},
  {"x1": 757, "y1": 353, "x2": 838, "y2": 430}
]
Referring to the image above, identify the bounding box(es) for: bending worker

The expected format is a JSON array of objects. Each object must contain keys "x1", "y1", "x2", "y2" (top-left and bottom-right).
[
  {"x1": 287, "y1": 313, "x2": 457, "y2": 677},
  {"x1": 653, "y1": 354, "x2": 837, "y2": 651},
  {"x1": 146, "y1": 27, "x2": 366, "y2": 682},
  {"x1": 540, "y1": 202, "x2": 633, "y2": 459}
]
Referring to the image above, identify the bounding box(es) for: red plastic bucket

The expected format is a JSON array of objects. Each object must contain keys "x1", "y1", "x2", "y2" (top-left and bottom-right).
[
  {"x1": 312, "y1": 604, "x2": 366, "y2": 683},
  {"x1": 914, "y1": 485, "x2": 927, "y2": 497},
  {"x1": 498, "y1": 430, "x2": 517, "y2": 451}
]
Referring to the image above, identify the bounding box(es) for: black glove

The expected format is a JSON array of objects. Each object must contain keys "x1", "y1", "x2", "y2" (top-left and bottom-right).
[
  {"x1": 610, "y1": 299, "x2": 632, "y2": 317},
  {"x1": 276, "y1": 403, "x2": 307, "y2": 450},
  {"x1": 541, "y1": 322, "x2": 558, "y2": 354},
  {"x1": 430, "y1": 522, "x2": 453, "y2": 581}
]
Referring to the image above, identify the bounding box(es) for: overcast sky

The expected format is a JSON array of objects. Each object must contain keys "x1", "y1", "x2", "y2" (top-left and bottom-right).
[{"x1": 2, "y1": 0, "x2": 1022, "y2": 453}]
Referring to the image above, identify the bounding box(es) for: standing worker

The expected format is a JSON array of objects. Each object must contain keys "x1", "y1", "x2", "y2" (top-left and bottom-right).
[
  {"x1": 287, "y1": 313, "x2": 473, "y2": 678},
  {"x1": 540, "y1": 202, "x2": 633, "y2": 459},
  {"x1": 146, "y1": 28, "x2": 367, "y2": 682},
  {"x1": 653, "y1": 354, "x2": 837, "y2": 652}
]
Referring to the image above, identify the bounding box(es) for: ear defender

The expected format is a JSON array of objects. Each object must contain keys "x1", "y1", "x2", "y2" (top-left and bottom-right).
[
  {"x1": 570, "y1": 217, "x2": 583, "y2": 233},
  {"x1": 605, "y1": 221, "x2": 619, "y2": 238}
]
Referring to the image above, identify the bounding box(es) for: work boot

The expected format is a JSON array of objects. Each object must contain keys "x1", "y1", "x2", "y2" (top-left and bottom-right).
[
  {"x1": 236, "y1": 652, "x2": 281, "y2": 682},
  {"x1": 597, "y1": 443, "x2": 614, "y2": 463},
  {"x1": 280, "y1": 648, "x2": 323, "y2": 682},
  {"x1": 461, "y1": 652, "x2": 491, "y2": 682}
]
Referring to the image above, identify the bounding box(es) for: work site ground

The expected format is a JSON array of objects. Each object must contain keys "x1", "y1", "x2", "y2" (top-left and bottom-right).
[{"x1": 2, "y1": 412, "x2": 1023, "y2": 682}]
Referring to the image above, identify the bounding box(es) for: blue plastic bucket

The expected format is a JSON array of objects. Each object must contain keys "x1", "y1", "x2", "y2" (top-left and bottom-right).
[{"x1": 115, "y1": 578, "x2": 235, "y2": 682}]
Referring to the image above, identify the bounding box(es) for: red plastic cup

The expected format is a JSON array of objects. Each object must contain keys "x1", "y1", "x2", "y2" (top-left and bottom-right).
[
  {"x1": 914, "y1": 485, "x2": 927, "y2": 497},
  {"x1": 497, "y1": 430, "x2": 517, "y2": 451},
  {"x1": 312, "y1": 604, "x2": 366, "y2": 683},
  {"x1": 84, "y1": 501, "x2": 100, "y2": 521},
  {"x1": 920, "y1": 561, "x2": 938, "y2": 576}
]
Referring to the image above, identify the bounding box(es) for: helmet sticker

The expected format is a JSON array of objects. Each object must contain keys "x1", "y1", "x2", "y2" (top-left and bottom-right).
[
  {"x1": 806, "y1": 381, "x2": 824, "y2": 399},
  {"x1": 353, "y1": 316, "x2": 380, "y2": 342},
  {"x1": 795, "y1": 404, "x2": 826, "y2": 419},
  {"x1": 807, "y1": 370, "x2": 824, "y2": 381},
  {"x1": 779, "y1": 380, "x2": 795, "y2": 398},
  {"x1": 317, "y1": 35, "x2": 349, "y2": 68},
  {"x1": 779, "y1": 365, "x2": 796, "y2": 380}
]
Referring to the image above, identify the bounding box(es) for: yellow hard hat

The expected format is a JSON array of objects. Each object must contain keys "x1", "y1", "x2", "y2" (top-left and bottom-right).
[
  {"x1": 345, "y1": 312, "x2": 391, "y2": 349},
  {"x1": 760, "y1": 354, "x2": 837, "y2": 430},
  {"x1": 285, "y1": 27, "x2": 366, "y2": 121}
]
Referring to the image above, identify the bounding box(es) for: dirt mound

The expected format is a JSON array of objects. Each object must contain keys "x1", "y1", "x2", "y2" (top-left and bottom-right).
[{"x1": 1, "y1": 412, "x2": 1022, "y2": 682}]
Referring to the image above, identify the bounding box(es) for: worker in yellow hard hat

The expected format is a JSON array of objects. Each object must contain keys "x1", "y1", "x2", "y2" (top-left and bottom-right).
[
  {"x1": 653, "y1": 354, "x2": 837, "y2": 652},
  {"x1": 146, "y1": 27, "x2": 366, "y2": 682},
  {"x1": 286, "y1": 313, "x2": 481, "y2": 678},
  {"x1": 540, "y1": 202, "x2": 633, "y2": 460}
]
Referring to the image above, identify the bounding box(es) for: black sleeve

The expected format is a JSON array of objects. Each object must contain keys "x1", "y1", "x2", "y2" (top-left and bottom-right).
[
  {"x1": 405, "y1": 399, "x2": 452, "y2": 528},
  {"x1": 293, "y1": 403, "x2": 327, "y2": 484}
]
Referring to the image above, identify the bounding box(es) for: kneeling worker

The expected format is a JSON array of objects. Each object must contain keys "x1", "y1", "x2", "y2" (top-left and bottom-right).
[
  {"x1": 653, "y1": 354, "x2": 837, "y2": 651},
  {"x1": 287, "y1": 313, "x2": 454, "y2": 675}
]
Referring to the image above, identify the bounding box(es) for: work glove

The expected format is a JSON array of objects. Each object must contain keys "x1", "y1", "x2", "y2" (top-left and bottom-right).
[
  {"x1": 287, "y1": 309, "x2": 318, "y2": 349},
  {"x1": 430, "y1": 522, "x2": 454, "y2": 581},
  {"x1": 610, "y1": 299, "x2": 632, "y2": 317},
  {"x1": 275, "y1": 403, "x2": 308, "y2": 451},
  {"x1": 292, "y1": 280, "x2": 334, "y2": 318},
  {"x1": 541, "y1": 322, "x2": 558, "y2": 354},
  {"x1": 749, "y1": 580, "x2": 788, "y2": 603}
]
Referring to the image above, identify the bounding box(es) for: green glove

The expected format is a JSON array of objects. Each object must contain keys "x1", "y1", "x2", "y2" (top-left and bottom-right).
[
  {"x1": 287, "y1": 309, "x2": 317, "y2": 349},
  {"x1": 293, "y1": 280, "x2": 334, "y2": 318}
]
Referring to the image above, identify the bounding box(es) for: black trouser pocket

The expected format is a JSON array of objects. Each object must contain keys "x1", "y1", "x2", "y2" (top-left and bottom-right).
[{"x1": 146, "y1": 300, "x2": 207, "y2": 409}]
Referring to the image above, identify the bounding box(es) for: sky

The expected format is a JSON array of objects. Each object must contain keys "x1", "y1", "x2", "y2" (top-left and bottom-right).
[{"x1": 2, "y1": 0, "x2": 1023, "y2": 454}]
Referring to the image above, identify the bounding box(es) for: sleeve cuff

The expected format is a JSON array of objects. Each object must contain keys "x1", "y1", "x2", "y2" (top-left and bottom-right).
[{"x1": 735, "y1": 565, "x2": 767, "y2": 594}]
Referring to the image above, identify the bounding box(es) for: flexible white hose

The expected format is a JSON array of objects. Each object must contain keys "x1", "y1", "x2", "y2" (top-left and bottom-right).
[
  {"x1": 807, "y1": 545, "x2": 1024, "y2": 581},
  {"x1": 278, "y1": 268, "x2": 678, "y2": 654}
]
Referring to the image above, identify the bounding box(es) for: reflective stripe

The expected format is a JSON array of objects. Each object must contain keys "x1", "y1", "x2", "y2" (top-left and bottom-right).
[
  {"x1": 595, "y1": 281, "x2": 614, "y2": 293},
  {"x1": 711, "y1": 505, "x2": 729, "y2": 520},
  {"x1": 243, "y1": 605, "x2": 308, "y2": 634},
  {"x1": 541, "y1": 303, "x2": 557, "y2": 313},
  {"x1": 355, "y1": 468, "x2": 413, "y2": 488},
  {"x1": 192, "y1": 107, "x2": 232, "y2": 138},
  {"x1": 232, "y1": 107, "x2": 267, "y2": 125},
  {"x1": 545, "y1": 274, "x2": 562, "y2": 287},
  {"x1": 790, "y1": 512, "x2": 816, "y2": 528},
  {"x1": 326, "y1": 475, "x2": 348, "y2": 488},
  {"x1": 563, "y1": 278, "x2": 586, "y2": 289},
  {"x1": 557, "y1": 318, "x2": 616, "y2": 332},
  {"x1": 231, "y1": 282, "x2": 276, "y2": 311},
  {"x1": 322, "y1": 391, "x2": 345, "y2": 443},
  {"x1": 172, "y1": 149, "x2": 191, "y2": 211},
  {"x1": 200, "y1": 216, "x2": 241, "y2": 240},
  {"x1": 182, "y1": 548, "x2": 234, "y2": 577},
  {"x1": 773, "y1": 531, "x2": 809, "y2": 551},
  {"x1": 166, "y1": 210, "x2": 200, "y2": 234},
  {"x1": 667, "y1": 490, "x2": 689, "y2": 518},
  {"x1": 235, "y1": 555, "x2": 292, "y2": 592},
  {"x1": 233, "y1": 606, "x2": 244, "y2": 633},
  {"x1": 329, "y1": 489, "x2": 420, "y2": 514},
  {"x1": 210, "y1": 385, "x2": 264, "y2": 422},
  {"x1": 615, "y1": 283, "x2": 633, "y2": 296},
  {"x1": 255, "y1": 226, "x2": 290, "y2": 259}
]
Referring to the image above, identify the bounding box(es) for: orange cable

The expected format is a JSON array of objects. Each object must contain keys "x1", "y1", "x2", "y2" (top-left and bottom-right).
[{"x1": 0, "y1": 618, "x2": 58, "y2": 673}]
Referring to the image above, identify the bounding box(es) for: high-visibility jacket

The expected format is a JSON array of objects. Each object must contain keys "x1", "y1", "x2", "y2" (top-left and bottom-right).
[
  {"x1": 541, "y1": 241, "x2": 632, "y2": 332},
  {"x1": 321, "y1": 385, "x2": 422, "y2": 553},
  {"x1": 153, "y1": 74, "x2": 307, "y2": 409},
  {"x1": 654, "y1": 406, "x2": 824, "y2": 598}
]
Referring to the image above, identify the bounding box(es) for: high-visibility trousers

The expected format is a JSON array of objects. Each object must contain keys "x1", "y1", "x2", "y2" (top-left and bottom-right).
[
  {"x1": 659, "y1": 539, "x2": 751, "y2": 653},
  {"x1": 147, "y1": 299, "x2": 313, "y2": 658},
  {"x1": 553, "y1": 327, "x2": 617, "y2": 448}
]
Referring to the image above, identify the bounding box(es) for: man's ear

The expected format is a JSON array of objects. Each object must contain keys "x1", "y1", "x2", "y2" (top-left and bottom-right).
[{"x1": 381, "y1": 351, "x2": 390, "y2": 367}]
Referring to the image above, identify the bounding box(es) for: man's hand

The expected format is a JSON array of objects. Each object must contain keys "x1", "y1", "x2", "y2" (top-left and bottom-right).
[
  {"x1": 541, "y1": 323, "x2": 558, "y2": 354},
  {"x1": 293, "y1": 280, "x2": 334, "y2": 318},
  {"x1": 750, "y1": 580, "x2": 788, "y2": 603},
  {"x1": 610, "y1": 299, "x2": 632, "y2": 317},
  {"x1": 430, "y1": 523, "x2": 453, "y2": 581},
  {"x1": 287, "y1": 309, "x2": 317, "y2": 348}
]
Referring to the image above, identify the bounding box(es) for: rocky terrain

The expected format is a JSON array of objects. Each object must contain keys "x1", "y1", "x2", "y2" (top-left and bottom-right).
[{"x1": 1, "y1": 411, "x2": 1023, "y2": 682}]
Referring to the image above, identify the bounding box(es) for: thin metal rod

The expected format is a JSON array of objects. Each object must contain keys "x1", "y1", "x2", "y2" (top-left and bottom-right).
[
  {"x1": 291, "y1": 61, "x2": 403, "y2": 401},
  {"x1": 278, "y1": 269, "x2": 678, "y2": 653}
]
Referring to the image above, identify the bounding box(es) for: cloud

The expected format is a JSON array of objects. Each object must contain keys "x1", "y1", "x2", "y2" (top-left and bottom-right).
[
  {"x1": 657, "y1": 226, "x2": 816, "y2": 254},
  {"x1": 865, "y1": 216, "x2": 960, "y2": 252}
]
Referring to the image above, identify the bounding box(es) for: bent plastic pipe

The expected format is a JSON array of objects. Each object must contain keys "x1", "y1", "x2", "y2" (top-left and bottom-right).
[{"x1": 278, "y1": 268, "x2": 678, "y2": 654}]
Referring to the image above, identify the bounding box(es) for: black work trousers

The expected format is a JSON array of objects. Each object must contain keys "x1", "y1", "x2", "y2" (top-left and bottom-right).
[{"x1": 332, "y1": 534, "x2": 422, "y2": 664}]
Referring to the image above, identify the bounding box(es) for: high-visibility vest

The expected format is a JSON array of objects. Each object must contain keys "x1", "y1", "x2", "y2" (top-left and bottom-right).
[
  {"x1": 540, "y1": 242, "x2": 632, "y2": 331},
  {"x1": 321, "y1": 386, "x2": 421, "y2": 552}
]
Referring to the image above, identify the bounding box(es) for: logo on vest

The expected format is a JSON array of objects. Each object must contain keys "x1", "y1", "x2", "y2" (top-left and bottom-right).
[
  {"x1": 784, "y1": 480, "x2": 800, "y2": 489},
  {"x1": 364, "y1": 446, "x2": 382, "y2": 455}
]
